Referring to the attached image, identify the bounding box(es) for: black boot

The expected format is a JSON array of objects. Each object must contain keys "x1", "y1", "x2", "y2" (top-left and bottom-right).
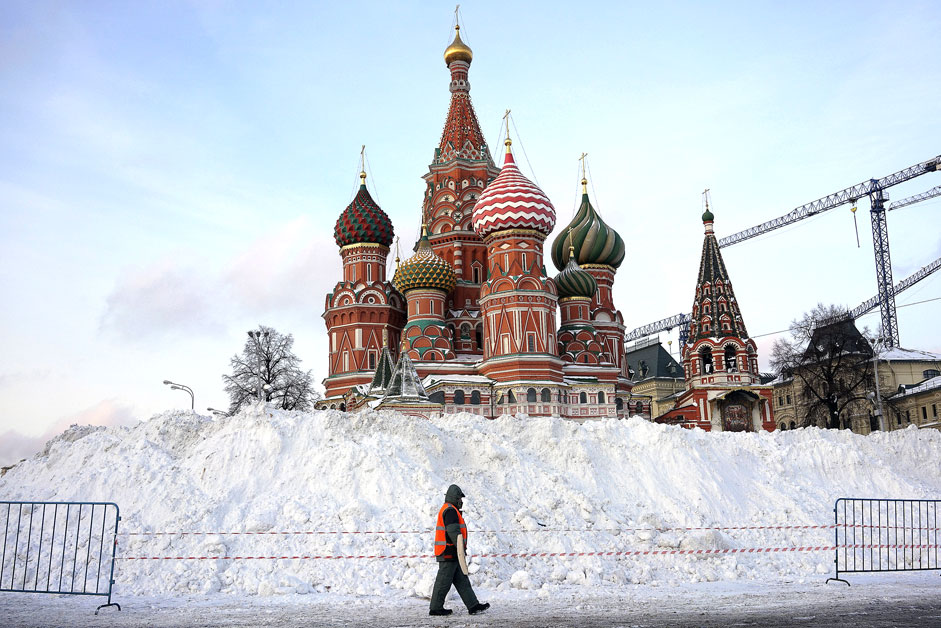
[
  {"x1": 469, "y1": 602, "x2": 490, "y2": 615},
  {"x1": 429, "y1": 608, "x2": 453, "y2": 616}
]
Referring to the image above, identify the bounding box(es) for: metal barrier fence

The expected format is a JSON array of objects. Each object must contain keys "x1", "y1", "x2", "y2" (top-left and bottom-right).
[
  {"x1": 0, "y1": 501, "x2": 121, "y2": 614},
  {"x1": 827, "y1": 498, "x2": 940, "y2": 585}
]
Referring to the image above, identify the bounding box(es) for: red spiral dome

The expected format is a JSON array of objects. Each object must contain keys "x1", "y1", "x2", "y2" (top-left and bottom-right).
[{"x1": 472, "y1": 144, "x2": 555, "y2": 239}]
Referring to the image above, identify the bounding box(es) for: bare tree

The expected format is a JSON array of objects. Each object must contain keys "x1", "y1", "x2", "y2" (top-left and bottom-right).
[
  {"x1": 223, "y1": 325, "x2": 319, "y2": 414},
  {"x1": 771, "y1": 304, "x2": 874, "y2": 429}
]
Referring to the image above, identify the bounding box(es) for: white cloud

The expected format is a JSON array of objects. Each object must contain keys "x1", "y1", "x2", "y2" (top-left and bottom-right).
[
  {"x1": 98, "y1": 216, "x2": 339, "y2": 340},
  {"x1": 0, "y1": 399, "x2": 138, "y2": 469},
  {"x1": 100, "y1": 258, "x2": 225, "y2": 340}
]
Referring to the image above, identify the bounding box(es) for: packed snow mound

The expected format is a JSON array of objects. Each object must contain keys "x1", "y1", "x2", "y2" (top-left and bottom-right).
[{"x1": 1, "y1": 406, "x2": 939, "y2": 597}]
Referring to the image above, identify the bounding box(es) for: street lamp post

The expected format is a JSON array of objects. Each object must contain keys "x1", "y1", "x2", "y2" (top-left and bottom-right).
[
  {"x1": 247, "y1": 330, "x2": 270, "y2": 402},
  {"x1": 870, "y1": 338, "x2": 887, "y2": 432},
  {"x1": 163, "y1": 380, "x2": 194, "y2": 409}
]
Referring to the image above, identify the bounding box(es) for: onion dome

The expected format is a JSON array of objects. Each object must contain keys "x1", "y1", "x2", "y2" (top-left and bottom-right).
[
  {"x1": 702, "y1": 207, "x2": 714, "y2": 222},
  {"x1": 472, "y1": 140, "x2": 556, "y2": 239},
  {"x1": 334, "y1": 172, "x2": 394, "y2": 247},
  {"x1": 555, "y1": 246, "x2": 598, "y2": 300},
  {"x1": 444, "y1": 24, "x2": 473, "y2": 65},
  {"x1": 551, "y1": 178, "x2": 625, "y2": 271},
  {"x1": 392, "y1": 226, "x2": 456, "y2": 294}
]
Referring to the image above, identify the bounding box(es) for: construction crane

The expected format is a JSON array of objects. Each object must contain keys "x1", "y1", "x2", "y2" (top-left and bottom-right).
[
  {"x1": 888, "y1": 185, "x2": 941, "y2": 212},
  {"x1": 625, "y1": 312, "x2": 691, "y2": 344},
  {"x1": 845, "y1": 256, "x2": 941, "y2": 321},
  {"x1": 627, "y1": 256, "x2": 941, "y2": 349},
  {"x1": 715, "y1": 154, "x2": 940, "y2": 347}
]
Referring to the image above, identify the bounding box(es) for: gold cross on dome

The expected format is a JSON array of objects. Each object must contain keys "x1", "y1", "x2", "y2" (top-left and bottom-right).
[{"x1": 579, "y1": 152, "x2": 588, "y2": 179}]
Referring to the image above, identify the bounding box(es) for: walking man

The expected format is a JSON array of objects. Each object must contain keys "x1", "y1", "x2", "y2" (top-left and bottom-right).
[{"x1": 429, "y1": 484, "x2": 490, "y2": 616}]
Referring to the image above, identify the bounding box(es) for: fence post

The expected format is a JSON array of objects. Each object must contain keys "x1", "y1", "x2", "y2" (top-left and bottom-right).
[{"x1": 826, "y1": 498, "x2": 849, "y2": 586}]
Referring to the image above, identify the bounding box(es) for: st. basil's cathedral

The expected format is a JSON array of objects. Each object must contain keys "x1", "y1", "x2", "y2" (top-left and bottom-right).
[{"x1": 320, "y1": 23, "x2": 775, "y2": 431}]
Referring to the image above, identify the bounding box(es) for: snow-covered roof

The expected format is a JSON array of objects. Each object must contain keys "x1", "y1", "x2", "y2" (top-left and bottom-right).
[
  {"x1": 879, "y1": 347, "x2": 941, "y2": 362},
  {"x1": 891, "y1": 375, "x2": 941, "y2": 399},
  {"x1": 563, "y1": 376, "x2": 599, "y2": 384},
  {"x1": 423, "y1": 374, "x2": 493, "y2": 386}
]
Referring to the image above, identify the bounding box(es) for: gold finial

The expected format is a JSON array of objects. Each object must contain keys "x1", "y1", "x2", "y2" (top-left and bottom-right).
[
  {"x1": 566, "y1": 232, "x2": 576, "y2": 262},
  {"x1": 421, "y1": 223, "x2": 428, "y2": 237},
  {"x1": 360, "y1": 145, "x2": 367, "y2": 185},
  {"x1": 382, "y1": 328, "x2": 388, "y2": 347},
  {"x1": 703, "y1": 188, "x2": 711, "y2": 212},
  {"x1": 444, "y1": 11, "x2": 473, "y2": 65},
  {"x1": 579, "y1": 152, "x2": 589, "y2": 194},
  {"x1": 503, "y1": 109, "x2": 512, "y2": 152}
]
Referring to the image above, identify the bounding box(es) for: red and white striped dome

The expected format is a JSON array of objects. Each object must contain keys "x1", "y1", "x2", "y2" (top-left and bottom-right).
[{"x1": 472, "y1": 148, "x2": 555, "y2": 239}]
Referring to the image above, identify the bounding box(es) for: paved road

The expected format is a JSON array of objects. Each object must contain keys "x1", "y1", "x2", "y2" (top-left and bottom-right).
[{"x1": 2, "y1": 576, "x2": 940, "y2": 627}]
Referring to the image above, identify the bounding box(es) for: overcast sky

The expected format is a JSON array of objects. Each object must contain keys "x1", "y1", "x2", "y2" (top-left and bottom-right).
[{"x1": 2, "y1": 0, "x2": 939, "y2": 466}]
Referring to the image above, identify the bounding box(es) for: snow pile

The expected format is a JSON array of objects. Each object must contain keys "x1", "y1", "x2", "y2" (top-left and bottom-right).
[{"x1": 1, "y1": 406, "x2": 939, "y2": 598}]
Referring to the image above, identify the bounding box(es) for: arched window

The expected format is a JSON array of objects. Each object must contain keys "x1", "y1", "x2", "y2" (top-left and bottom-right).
[
  {"x1": 635, "y1": 401, "x2": 643, "y2": 414},
  {"x1": 700, "y1": 347, "x2": 713, "y2": 374},
  {"x1": 454, "y1": 390, "x2": 465, "y2": 405},
  {"x1": 789, "y1": 421, "x2": 796, "y2": 429},
  {"x1": 428, "y1": 391, "x2": 445, "y2": 404},
  {"x1": 579, "y1": 392, "x2": 587, "y2": 404},
  {"x1": 507, "y1": 390, "x2": 516, "y2": 403},
  {"x1": 527, "y1": 388, "x2": 537, "y2": 402},
  {"x1": 541, "y1": 388, "x2": 551, "y2": 402},
  {"x1": 616, "y1": 398, "x2": 624, "y2": 411},
  {"x1": 470, "y1": 390, "x2": 481, "y2": 405},
  {"x1": 598, "y1": 391, "x2": 606, "y2": 404},
  {"x1": 725, "y1": 345, "x2": 737, "y2": 372}
]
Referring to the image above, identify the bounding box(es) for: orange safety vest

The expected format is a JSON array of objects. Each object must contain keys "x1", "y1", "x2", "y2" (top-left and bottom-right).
[{"x1": 434, "y1": 503, "x2": 468, "y2": 558}]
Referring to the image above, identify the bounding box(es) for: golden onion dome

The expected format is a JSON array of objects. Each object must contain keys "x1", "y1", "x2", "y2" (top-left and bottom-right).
[
  {"x1": 392, "y1": 226, "x2": 456, "y2": 294},
  {"x1": 444, "y1": 24, "x2": 473, "y2": 65}
]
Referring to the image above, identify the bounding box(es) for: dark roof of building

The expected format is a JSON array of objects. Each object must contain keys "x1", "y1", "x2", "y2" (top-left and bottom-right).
[
  {"x1": 802, "y1": 319, "x2": 872, "y2": 362},
  {"x1": 367, "y1": 345, "x2": 395, "y2": 395},
  {"x1": 624, "y1": 341, "x2": 683, "y2": 381}
]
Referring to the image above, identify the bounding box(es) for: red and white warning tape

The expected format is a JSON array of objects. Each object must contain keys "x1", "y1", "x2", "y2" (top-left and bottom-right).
[
  {"x1": 119, "y1": 524, "x2": 849, "y2": 537},
  {"x1": 119, "y1": 523, "x2": 941, "y2": 537},
  {"x1": 114, "y1": 543, "x2": 940, "y2": 561}
]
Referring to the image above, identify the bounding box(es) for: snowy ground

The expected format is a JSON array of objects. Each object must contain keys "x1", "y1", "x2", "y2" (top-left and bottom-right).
[
  {"x1": 1, "y1": 406, "x2": 939, "y2": 625},
  {"x1": 2, "y1": 573, "x2": 940, "y2": 627}
]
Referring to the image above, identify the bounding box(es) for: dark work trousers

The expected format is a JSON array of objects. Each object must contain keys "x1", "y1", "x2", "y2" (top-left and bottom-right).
[{"x1": 430, "y1": 560, "x2": 479, "y2": 611}]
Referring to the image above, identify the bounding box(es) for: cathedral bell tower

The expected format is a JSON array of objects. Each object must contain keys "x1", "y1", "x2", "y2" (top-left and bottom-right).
[
  {"x1": 660, "y1": 194, "x2": 775, "y2": 432},
  {"x1": 422, "y1": 24, "x2": 501, "y2": 357}
]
